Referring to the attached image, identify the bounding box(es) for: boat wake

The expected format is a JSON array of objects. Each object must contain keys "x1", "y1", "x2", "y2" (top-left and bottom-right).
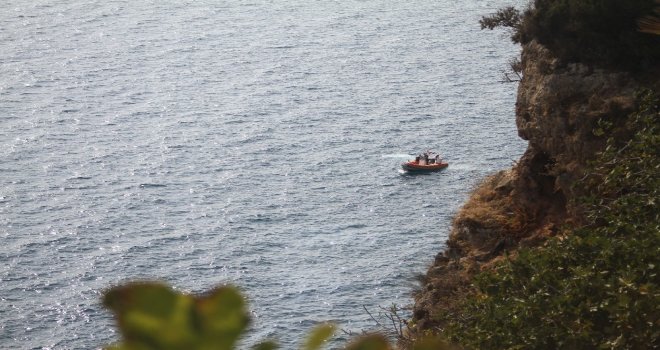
[{"x1": 381, "y1": 153, "x2": 412, "y2": 159}]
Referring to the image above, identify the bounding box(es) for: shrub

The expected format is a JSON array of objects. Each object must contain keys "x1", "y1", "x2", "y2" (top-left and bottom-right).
[{"x1": 482, "y1": 0, "x2": 660, "y2": 71}]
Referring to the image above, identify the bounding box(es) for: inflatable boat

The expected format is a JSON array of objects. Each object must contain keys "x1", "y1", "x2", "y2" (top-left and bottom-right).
[{"x1": 401, "y1": 160, "x2": 448, "y2": 172}]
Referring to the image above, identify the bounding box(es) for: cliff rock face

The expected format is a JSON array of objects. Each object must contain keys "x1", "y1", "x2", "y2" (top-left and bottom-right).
[
  {"x1": 515, "y1": 41, "x2": 638, "y2": 214},
  {"x1": 411, "y1": 40, "x2": 642, "y2": 332}
]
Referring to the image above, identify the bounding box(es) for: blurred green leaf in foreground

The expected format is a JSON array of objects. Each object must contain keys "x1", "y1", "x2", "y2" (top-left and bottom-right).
[
  {"x1": 103, "y1": 282, "x2": 453, "y2": 350},
  {"x1": 103, "y1": 282, "x2": 248, "y2": 350}
]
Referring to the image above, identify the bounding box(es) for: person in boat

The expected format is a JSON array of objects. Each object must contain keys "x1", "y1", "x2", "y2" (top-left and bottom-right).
[
  {"x1": 415, "y1": 155, "x2": 420, "y2": 164},
  {"x1": 435, "y1": 154, "x2": 441, "y2": 163},
  {"x1": 423, "y1": 153, "x2": 429, "y2": 164}
]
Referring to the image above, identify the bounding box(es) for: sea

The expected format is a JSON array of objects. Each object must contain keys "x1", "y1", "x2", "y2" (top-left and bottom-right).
[{"x1": 0, "y1": 1, "x2": 527, "y2": 348}]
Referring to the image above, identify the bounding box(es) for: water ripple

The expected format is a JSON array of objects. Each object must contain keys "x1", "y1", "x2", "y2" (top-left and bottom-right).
[{"x1": 0, "y1": 0, "x2": 527, "y2": 348}]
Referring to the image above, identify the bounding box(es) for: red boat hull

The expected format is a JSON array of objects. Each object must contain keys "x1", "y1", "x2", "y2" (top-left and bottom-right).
[{"x1": 401, "y1": 161, "x2": 448, "y2": 172}]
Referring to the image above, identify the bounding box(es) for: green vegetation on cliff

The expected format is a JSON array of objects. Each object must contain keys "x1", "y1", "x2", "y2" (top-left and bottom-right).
[
  {"x1": 481, "y1": 0, "x2": 660, "y2": 70},
  {"x1": 439, "y1": 91, "x2": 660, "y2": 349}
]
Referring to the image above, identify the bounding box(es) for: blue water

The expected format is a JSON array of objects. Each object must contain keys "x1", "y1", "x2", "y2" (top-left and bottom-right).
[{"x1": 0, "y1": 1, "x2": 526, "y2": 348}]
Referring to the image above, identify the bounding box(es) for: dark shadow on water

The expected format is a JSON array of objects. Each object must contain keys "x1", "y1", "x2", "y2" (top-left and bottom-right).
[{"x1": 398, "y1": 170, "x2": 447, "y2": 177}]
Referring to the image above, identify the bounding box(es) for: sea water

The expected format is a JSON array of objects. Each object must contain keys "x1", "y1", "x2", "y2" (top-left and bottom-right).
[{"x1": 0, "y1": 1, "x2": 527, "y2": 348}]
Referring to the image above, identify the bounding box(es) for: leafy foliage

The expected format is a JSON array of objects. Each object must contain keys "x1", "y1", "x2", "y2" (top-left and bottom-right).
[
  {"x1": 481, "y1": 0, "x2": 660, "y2": 70},
  {"x1": 304, "y1": 324, "x2": 337, "y2": 350},
  {"x1": 440, "y1": 91, "x2": 660, "y2": 349},
  {"x1": 479, "y1": 6, "x2": 523, "y2": 41},
  {"x1": 103, "y1": 283, "x2": 249, "y2": 350},
  {"x1": 103, "y1": 282, "x2": 454, "y2": 350}
]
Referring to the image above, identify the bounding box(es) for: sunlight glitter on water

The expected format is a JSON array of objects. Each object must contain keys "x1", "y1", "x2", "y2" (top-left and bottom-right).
[{"x1": 0, "y1": 0, "x2": 527, "y2": 348}]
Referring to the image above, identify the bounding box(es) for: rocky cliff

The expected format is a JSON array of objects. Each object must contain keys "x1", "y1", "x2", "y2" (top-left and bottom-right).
[{"x1": 410, "y1": 40, "x2": 652, "y2": 334}]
